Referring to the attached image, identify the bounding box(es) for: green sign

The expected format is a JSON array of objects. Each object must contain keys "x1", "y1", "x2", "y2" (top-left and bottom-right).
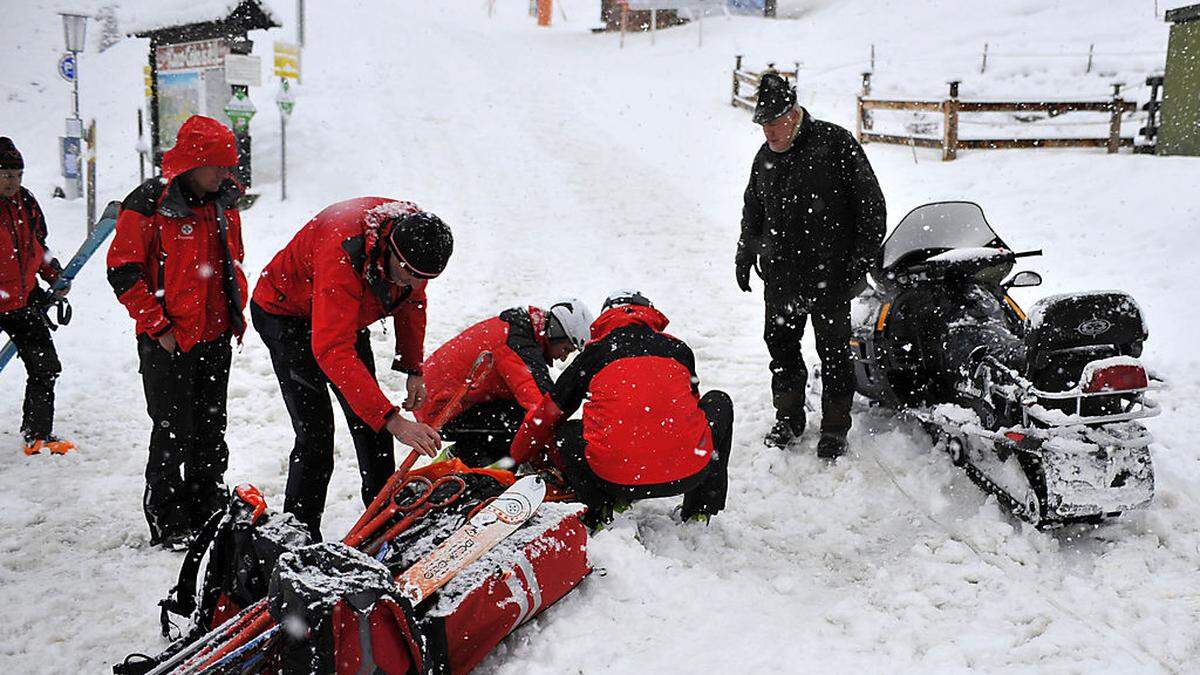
[
  {"x1": 276, "y1": 78, "x2": 296, "y2": 118},
  {"x1": 223, "y1": 89, "x2": 256, "y2": 133}
]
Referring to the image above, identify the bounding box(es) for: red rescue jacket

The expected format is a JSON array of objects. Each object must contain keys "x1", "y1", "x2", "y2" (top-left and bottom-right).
[
  {"x1": 252, "y1": 197, "x2": 429, "y2": 432},
  {"x1": 107, "y1": 117, "x2": 247, "y2": 352},
  {"x1": 511, "y1": 305, "x2": 713, "y2": 487},
  {"x1": 0, "y1": 187, "x2": 61, "y2": 314},
  {"x1": 416, "y1": 306, "x2": 554, "y2": 427}
]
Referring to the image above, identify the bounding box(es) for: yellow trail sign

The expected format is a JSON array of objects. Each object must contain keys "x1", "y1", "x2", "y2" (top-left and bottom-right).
[{"x1": 273, "y1": 41, "x2": 301, "y2": 82}]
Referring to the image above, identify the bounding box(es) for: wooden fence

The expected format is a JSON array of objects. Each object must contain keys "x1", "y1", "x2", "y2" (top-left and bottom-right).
[
  {"x1": 731, "y1": 55, "x2": 798, "y2": 112},
  {"x1": 856, "y1": 81, "x2": 1137, "y2": 161}
]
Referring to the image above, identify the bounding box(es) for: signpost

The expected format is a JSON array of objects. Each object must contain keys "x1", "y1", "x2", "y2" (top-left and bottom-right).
[{"x1": 274, "y1": 41, "x2": 301, "y2": 201}]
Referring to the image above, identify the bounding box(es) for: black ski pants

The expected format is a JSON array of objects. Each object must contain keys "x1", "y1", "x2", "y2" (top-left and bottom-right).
[
  {"x1": 0, "y1": 305, "x2": 61, "y2": 441},
  {"x1": 763, "y1": 285, "x2": 854, "y2": 434},
  {"x1": 441, "y1": 399, "x2": 525, "y2": 468},
  {"x1": 558, "y1": 390, "x2": 734, "y2": 524},
  {"x1": 251, "y1": 302, "x2": 394, "y2": 541},
  {"x1": 137, "y1": 333, "x2": 232, "y2": 543}
]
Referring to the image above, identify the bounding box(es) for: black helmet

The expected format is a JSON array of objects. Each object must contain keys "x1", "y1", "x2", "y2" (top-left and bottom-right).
[
  {"x1": 752, "y1": 72, "x2": 796, "y2": 124},
  {"x1": 602, "y1": 289, "x2": 653, "y2": 311},
  {"x1": 385, "y1": 211, "x2": 453, "y2": 279}
]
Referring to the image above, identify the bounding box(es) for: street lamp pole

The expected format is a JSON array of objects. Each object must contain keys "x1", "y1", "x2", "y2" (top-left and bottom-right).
[{"x1": 58, "y1": 12, "x2": 88, "y2": 202}]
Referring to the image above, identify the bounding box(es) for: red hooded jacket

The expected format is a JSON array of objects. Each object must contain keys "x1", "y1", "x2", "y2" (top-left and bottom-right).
[
  {"x1": 107, "y1": 115, "x2": 246, "y2": 352},
  {"x1": 416, "y1": 306, "x2": 554, "y2": 427},
  {"x1": 510, "y1": 305, "x2": 713, "y2": 487},
  {"x1": 0, "y1": 187, "x2": 61, "y2": 313},
  {"x1": 252, "y1": 197, "x2": 429, "y2": 432}
]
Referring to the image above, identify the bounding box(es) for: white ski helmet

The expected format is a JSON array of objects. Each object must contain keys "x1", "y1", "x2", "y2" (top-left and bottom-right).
[
  {"x1": 602, "y1": 289, "x2": 653, "y2": 311},
  {"x1": 546, "y1": 298, "x2": 594, "y2": 350}
]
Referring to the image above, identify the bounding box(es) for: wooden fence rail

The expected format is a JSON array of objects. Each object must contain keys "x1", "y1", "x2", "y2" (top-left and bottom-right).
[
  {"x1": 856, "y1": 81, "x2": 1136, "y2": 161},
  {"x1": 731, "y1": 55, "x2": 799, "y2": 112}
]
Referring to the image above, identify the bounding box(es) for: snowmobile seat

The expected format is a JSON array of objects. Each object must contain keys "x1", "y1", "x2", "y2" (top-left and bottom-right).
[{"x1": 1024, "y1": 291, "x2": 1147, "y2": 394}]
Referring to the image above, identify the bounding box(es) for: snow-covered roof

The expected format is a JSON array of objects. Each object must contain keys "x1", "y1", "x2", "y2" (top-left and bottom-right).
[{"x1": 124, "y1": 0, "x2": 279, "y2": 37}]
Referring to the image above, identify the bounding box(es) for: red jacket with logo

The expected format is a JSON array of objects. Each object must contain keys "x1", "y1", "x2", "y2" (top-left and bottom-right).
[
  {"x1": 510, "y1": 305, "x2": 713, "y2": 487},
  {"x1": 416, "y1": 306, "x2": 554, "y2": 428},
  {"x1": 107, "y1": 116, "x2": 246, "y2": 352},
  {"x1": 0, "y1": 187, "x2": 61, "y2": 313},
  {"x1": 252, "y1": 197, "x2": 429, "y2": 432}
]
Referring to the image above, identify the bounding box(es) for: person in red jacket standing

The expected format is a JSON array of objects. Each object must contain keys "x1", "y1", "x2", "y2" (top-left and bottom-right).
[
  {"x1": 251, "y1": 197, "x2": 452, "y2": 540},
  {"x1": 417, "y1": 299, "x2": 593, "y2": 467},
  {"x1": 107, "y1": 116, "x2": 247, "y2": 549},
  {"x1": 0, "y1": 137, "x2": 73, "y2": 456},
  {"x1": 510, "y1": 291, "x2": 734, "y2": 527}
]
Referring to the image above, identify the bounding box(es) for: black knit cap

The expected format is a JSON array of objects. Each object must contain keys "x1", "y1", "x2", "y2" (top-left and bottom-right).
[
  {"x1": 385, "y1": 211, "x2": 453, "y2": 279},
  {"x1": 0, "y1": 137, "x2": 23, "y2": 170},
  {"x1": 752, "y1": 72, "x2": 797, "y2": 124}
]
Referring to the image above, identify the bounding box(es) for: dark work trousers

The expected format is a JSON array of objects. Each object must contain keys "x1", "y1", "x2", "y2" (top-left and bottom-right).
[
  {"x1": 251, "y1": 302, "x2": 395, "y2": 541},
  {"x1": 558, "y1": 390, "x2": 734, "y2": 524},
  {"x1": 763, "y1": 284, "x2": 854, "y2": 434},
  {"x1": 0, "y1": 305, "x2": 61, "y2": 441},
  {"x1": 137, "y1": 332, "x2": 232, "y2": 543},
  {"x1": 441, "y1": 399, "x2": 525, "y2": 468}
]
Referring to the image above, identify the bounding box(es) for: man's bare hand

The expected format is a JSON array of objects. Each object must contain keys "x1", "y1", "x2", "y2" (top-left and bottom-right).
[
  {"x1": 403, "y1": 374, "x2": 426, "y2": 411},
  {"x1": 156, "y1": 331, "x2": 178, "y2": 353},
  {"x1": 385, "y1": 414, "x2": 441, "y2": 457}
]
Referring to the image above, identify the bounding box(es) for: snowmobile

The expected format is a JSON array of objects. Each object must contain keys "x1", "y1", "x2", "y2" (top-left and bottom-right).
[{"x1": 850, "y1": 201, "x2": 1160, "y2": 526}]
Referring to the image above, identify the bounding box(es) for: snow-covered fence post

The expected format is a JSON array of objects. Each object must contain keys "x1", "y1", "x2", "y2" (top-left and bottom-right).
[
  {"x1": 942, "y1": 81, "x2": 960, "y2": 161},
  {"x1": 732, "y1": 55, "x2": 742, "y2": 106},
  {"x1": 1108, "y1": 83, "x2": 1125, "y2": 154},
  {"x1": 857, "y1": 71, "x2": 873, "y2": 140}
]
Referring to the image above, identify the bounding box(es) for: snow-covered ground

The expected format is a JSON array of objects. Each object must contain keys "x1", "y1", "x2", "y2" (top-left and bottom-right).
[{"x1": 2, "y1": 0, "x2": 1199, "y2": 672}]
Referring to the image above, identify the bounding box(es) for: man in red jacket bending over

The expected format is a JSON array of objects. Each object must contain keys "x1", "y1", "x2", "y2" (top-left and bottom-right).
[
  {"x1": 510, "y1": 291, "x2": 734, "y2": 527},
  {"x1": 417, "y1": 299, "x2": 593, "y2": 467},
  {"x1": 251, "y1": 198, "x2": 452, "y2": 540},
  {"x1": 108, "y1": 116, "x2": 248, "y2": 549}
]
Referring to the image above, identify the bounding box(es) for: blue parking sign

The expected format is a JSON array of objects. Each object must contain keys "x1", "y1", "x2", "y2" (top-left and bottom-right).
[{"x1": 58, "y1": 53, "x2": 76, "y2": 82}]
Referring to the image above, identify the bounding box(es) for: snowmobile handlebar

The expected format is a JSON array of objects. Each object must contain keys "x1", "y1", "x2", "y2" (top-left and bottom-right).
[{"x1": 1012, "y1": 249, "x2": 1043, "y2": 259}]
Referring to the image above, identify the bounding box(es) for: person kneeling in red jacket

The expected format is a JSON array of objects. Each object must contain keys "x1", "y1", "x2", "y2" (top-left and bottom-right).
[
  {"x1": 251, "y1": 197, "x2": 451, "y2": 540},
  {"x1": 510, "y1": 290, "x2": 734, "y2": 527},
  {"x1": 416, "y1": 299, "x2": 593, "y2": 467}
]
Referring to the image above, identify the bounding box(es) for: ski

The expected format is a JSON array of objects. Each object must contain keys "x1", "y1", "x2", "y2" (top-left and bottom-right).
[
  {"x1": 396, "y1": 474, "x2": 545, "y2": 605},
  {"x1": 0, "y1": 200, "x2": 120, "y2": 373}
]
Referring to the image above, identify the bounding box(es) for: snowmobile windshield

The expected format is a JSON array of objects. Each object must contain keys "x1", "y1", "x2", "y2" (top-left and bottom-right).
[{"x1": 881, "y1": 202, "x2": 1007, "y2": 271}]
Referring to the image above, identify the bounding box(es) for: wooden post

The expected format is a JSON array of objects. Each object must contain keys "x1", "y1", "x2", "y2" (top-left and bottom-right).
[
  {"x1": 732, "y1": 54, "x2": 742, "y2": 106},
  {"x1": 85, "y1": 119, "x2": 96, "y2": 231},
  {"x1": 620, "y1": 5, "x2": 627, "y2": 49},
  {"x1": 870, "y1": 43, "x2": 875, "y2": 71},
  {"x1": 942, "y1": 81, "x2": 960, "y2": 161},
  {"x1": 856, "y1": 96, "x2": 865, "y2": 142},
  {"x1": 980, "y1": 43, "x2": 988, "y2": 74},
  {"x1": 859, "y1": 71, "x2": 873, "y2": 136},
  {"x1": 1085, "y1": 43, "x2": 1094, "y2": 74},
  {"x1": 1109, "y1": 85, "x2": 1124, "y2": 154}
]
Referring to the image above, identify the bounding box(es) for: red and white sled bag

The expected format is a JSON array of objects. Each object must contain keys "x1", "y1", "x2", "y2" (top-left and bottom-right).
[{"x1": 419, "y1": 502, "x2": 590, "y2": 674}]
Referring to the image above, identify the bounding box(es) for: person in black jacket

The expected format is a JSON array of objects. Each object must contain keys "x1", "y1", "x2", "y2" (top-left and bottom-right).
[{"x1": 736, "y1": 73, "x2": 886, "y2": 458}]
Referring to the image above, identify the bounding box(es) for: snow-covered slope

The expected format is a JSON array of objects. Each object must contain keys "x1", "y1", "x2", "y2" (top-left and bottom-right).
[{"x1": 1, "y1": 1, "x2": 1198, "y2": 672}]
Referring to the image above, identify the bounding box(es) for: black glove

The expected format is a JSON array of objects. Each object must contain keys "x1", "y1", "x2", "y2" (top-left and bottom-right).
[{"x1": 735, "y1": 248, "x2": 755, "y2": 293}]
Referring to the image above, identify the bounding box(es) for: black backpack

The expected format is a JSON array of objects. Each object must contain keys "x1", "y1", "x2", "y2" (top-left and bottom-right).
[{"x1": 114, "y1": 485, "x2": 310, "y2": 675}]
